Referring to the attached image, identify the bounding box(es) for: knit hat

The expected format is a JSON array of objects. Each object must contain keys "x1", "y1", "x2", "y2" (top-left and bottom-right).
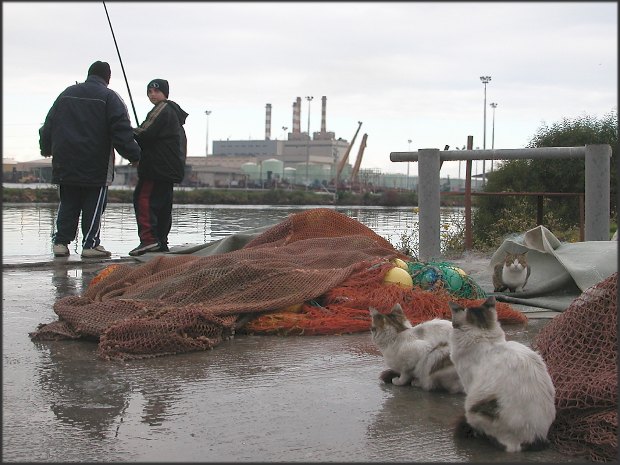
[
  {"x1": 147, "y1": 79, "x2": 169, "y2": 98},
  {"x1": 87, "y1": 61, "x2": 111, "y2": 84}
]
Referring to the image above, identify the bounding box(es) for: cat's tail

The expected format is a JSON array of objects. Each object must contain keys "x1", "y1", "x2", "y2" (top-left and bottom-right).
[
  {"x1": 521, "y1": 436, "x2": 550, "y2": 451},
  {"x1": 379, "y1": 369, "x2": 399, "y2": 384}
]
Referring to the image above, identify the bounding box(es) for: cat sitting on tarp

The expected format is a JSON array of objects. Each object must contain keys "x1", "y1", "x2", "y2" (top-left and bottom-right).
[{"x1": 493, "y1": 251, "x2": 531, "y2": 293}]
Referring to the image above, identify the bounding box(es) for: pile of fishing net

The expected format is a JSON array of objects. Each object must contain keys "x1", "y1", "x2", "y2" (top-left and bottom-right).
[
  {"x1": 30, "y1": 208, "x2": 525, "y2": 360},
  {"x1": 533, "y1": 272, "x2": 617, "y2": 462}
]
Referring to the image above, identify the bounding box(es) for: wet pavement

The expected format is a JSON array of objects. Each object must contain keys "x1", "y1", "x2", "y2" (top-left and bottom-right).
[{"x1": 2, "y1": 251, "x2": 591, "y2": 462}]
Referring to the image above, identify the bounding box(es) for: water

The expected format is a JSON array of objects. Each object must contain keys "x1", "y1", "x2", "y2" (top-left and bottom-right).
[{"x1": 2, "y1": 203, "x2": 464, "y2": 262}]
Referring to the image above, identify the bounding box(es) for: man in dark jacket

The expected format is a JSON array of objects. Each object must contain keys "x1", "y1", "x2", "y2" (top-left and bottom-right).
[
  {"x1": 40, "y1": 60, "x2": 141, "y2": 258},
  {"x1": 129, "y1": 78, "x2": 188, "y2": 256}
]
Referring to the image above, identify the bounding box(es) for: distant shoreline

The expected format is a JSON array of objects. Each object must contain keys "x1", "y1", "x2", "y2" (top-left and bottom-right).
[{"x1": 2, "y1": 186, "x2": 470, "y2": 207}]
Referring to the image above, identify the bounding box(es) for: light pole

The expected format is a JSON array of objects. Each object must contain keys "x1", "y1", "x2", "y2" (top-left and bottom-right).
[
  {"x1": 282, "y1": 126, "x2": 288, "y2": 140},
  {"x1": 305, "y1": 96, "x2": 313, "y2": 186},
  {"x1": 479, "y1": 75, "x2": 491, "y2": 185},
  {"x1": 205, "y1": 110, "x2": 212, "y2": 156},
  {"x1": 407, "y1": 139, "x2": 412, "y2": 190},
  {"x1": 490, "y1": 102, "x2": 497, "y2": 172}
]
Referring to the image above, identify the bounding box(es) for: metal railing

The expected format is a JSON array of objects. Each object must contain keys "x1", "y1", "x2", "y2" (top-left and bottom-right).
[
  {"x1": 390, "y1": 144, "x2": 611, "y2": 260},
  {"x1": 441, "y1": 191, "x2": 585, "y2": 242}
]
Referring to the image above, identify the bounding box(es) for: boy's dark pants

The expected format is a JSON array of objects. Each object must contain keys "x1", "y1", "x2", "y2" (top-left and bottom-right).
[{"x1": 133, "y1": 178, "x2": 173, "y2": 247}]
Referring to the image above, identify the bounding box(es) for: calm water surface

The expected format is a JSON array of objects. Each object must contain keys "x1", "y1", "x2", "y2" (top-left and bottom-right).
[{"x1": 2, "y1": 203, "x2": 463, "y2": 261}]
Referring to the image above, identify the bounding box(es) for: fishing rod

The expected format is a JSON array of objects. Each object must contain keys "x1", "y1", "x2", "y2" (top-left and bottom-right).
[{"x1": 102, "y1": 1, "x2": 139, "y2": 126}]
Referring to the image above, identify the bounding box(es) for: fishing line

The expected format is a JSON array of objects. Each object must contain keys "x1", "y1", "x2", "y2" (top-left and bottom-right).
[{"x1": 102, "y1": 1, "x2": 139, "y2": 126}]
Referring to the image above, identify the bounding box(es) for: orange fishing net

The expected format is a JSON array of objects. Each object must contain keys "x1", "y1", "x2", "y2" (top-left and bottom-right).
[
  {"x1": 533, "y1": 272, "x2": 617, "y2": 462},
  {"x1": 30, "y1": 208, "x2": 525, "y2": 360},
  {"x1": 244, "y1": 257, "x2": 524, "y2": 335}
]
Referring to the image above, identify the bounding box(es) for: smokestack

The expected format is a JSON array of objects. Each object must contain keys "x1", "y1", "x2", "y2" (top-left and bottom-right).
[
  {"x1": 265, "y1": 103, "x2": 272, "y2": 140},
  {"x1": 293, "y1": 97, "x2": 301, "y2": 133},
  {"x1": 321, "y1": 96, "x2": 327, "y2": 133}
]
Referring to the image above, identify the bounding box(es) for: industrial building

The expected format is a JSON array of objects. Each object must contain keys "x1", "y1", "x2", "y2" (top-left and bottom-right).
[
  {"x1": 205, "y1": 96, "x2": 352, "y2": 187},
  {"x1": 6, "y1": 95, "x2": 488, "y2": 191},
  {"x1": 116, "y1": 96, "x2": 359, "y2": 188}
]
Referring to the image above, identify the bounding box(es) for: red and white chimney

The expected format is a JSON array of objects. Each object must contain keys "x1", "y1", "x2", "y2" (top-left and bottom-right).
[
  {"x1": 321, "y1": 96, "x2": 327, "y2": 133},
  {"x1": 293, "y1": 97, "x2": 301, "y2": 133},
  {"x1": 265, "y1": 103, "x2": 272, "y2": 140}
]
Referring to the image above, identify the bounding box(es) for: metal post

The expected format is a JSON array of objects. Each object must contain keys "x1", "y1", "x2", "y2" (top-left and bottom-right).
[
  {"x1": 490, "y1": 102, "x2": 497, "y2": 172},
  {"x1": 305, "y1": 96, "x2": 313, "y2": 186},
  {"x1": 407, "y1": 139, "x2": 412, "y2": 190},
  {"x1": 480, "y1": 76, "x2": 491, "y2": 185},
  {"x1": 417, "y1": 148, "x2": 441, "y2": 260},
  {"x1": 465, "y1": 136, "x2": 473, "y2": 250},
  {"x1": 205, "y1": 110, "x2": 211, "y2": 156},
  {"x1": 584, "y1": 144, "x2": 611, "y2": 240}
]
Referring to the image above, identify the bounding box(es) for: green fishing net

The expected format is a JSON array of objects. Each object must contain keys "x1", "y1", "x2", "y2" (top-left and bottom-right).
[{"x1": 407, "y1": 261, "x2": 487, "y2": 299}]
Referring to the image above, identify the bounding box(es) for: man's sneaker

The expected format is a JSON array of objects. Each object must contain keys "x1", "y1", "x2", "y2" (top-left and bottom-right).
[
  {"x1": 128, "y1": 242, "x2": 160, "y2": 256},
  {"x1": 53, "y1": 243, "x2": 70, "y2": 257},
  {"x1": 81, "y1": 245, "x2": 112, "y2": 258}
]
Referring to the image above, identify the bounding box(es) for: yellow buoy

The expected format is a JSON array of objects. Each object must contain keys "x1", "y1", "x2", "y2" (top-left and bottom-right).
[
  {"x1": 391, "y1": 258, "x2": 409, "y2": 270},
  {"x1": 281, "y1": 303, "x2": 303, "y2": 313},
  {"x1": 383, "y1": 266, "x2": 413, "y2": 288}
]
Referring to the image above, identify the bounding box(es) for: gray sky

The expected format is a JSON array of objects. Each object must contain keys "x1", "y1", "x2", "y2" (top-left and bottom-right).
[{"x1": 3, "y1": 1, "x2": 617, "y2": 178}]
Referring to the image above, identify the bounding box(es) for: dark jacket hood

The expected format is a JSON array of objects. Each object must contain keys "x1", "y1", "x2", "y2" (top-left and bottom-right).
[{"x1": 165, "y1": 100, "x2": 188, "y2": 125}]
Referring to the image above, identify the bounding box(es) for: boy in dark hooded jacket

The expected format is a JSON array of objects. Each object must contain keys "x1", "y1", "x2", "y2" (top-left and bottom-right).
[{"x1": 129, "y1": 78, "x2": 188, "y2": 256}]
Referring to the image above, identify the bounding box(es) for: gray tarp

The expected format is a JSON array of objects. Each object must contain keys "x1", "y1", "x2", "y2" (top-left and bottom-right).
[
  {"x1": 489, "y1": 225, "x2": 617, "y2": 311},
  {"x1": 133, "y1": 225, "x2": 273, "y2": 262}
]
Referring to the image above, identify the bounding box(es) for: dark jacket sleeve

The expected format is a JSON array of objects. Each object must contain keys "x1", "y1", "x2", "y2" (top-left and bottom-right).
[
  {"x1": 133, "y1": 102, "x2": 177, "y2": 145},
  {"x1": 106, "y1": 92, "x2": 141, "y2": 163},
  {"x1": 39, "y1": 97, "x2": 59, "y2": 157}
]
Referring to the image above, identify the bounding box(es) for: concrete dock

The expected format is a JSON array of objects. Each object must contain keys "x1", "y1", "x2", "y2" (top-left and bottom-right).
[{"x1": 2, "y1": 250, "x2": 589, "y2": 462}]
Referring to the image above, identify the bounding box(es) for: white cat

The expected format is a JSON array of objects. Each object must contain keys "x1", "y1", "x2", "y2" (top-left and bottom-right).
[
  {"x1": 493, "y1": 251, "x2": 531, "y2": 293},
  {"x1": 369, "y1": 303, "x2": 464, "y2": 394},
  {"x1": 448, "y1": 296, "x2": 556, "y2": 452}
]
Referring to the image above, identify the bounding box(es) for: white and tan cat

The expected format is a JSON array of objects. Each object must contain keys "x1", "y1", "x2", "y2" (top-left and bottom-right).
[
  {"x1": 369, "y1": 303, "x2": 463, "y2": 394},
  {"x1": 493, "y1": 251, "x2": 531, "y2": 293},
  {"x1": 448, "y1": 296, "x2": 556, "y2": 452}
]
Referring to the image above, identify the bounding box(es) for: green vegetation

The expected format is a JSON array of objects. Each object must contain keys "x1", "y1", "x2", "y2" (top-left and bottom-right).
[
  {"x1": 386, "y1": 208, "x2": 467, "y2": 261},
  {"x1": 472, "y1": 110, "x2": 618, "y2": 248}
]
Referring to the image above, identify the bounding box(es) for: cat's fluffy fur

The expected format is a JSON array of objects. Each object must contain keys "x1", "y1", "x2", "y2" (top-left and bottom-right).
[
  {"x1": 448, "y1": 296, "x2": 556, "y2": 452},
  {"x1": 369, "y1": 303, "x2": 463, "y2": 394},
  {"x1": 493, "y1": 251, "x2": 531, "y2": 292}
]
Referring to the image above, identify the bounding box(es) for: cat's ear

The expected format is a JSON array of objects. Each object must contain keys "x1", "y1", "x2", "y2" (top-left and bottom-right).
[
  {"x1": 369, "y1": 307, "x2": 380, "y2": 317},
  {"x1": 480, "y1": 297, "x2": 498, "y2": 326},
  {"x1": 449, "y1": 301, "x2": 465, "y2": 327},
  {"x1": 448, "y1": 301, "x2": 463, "y2": 313},
  {"x1": 391, "y1": 303, "x2": 404, "y2": 315}
]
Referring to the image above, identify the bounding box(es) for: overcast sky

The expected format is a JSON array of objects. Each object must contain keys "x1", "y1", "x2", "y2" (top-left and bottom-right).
[{"x1": 3, "y1": 1, "x2": 617, "y2": 178}]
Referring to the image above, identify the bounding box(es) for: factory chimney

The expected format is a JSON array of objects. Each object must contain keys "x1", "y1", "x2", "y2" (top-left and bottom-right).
[
  {"x1": 265, "y1": 103, "x2": 272, "y2": 140},
  {"x1": 321, "y1": 96, "x2": 327, "y2": 133},
  {"x1": 293, "y1": 97, "x2": 301, "y2": 134}
]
